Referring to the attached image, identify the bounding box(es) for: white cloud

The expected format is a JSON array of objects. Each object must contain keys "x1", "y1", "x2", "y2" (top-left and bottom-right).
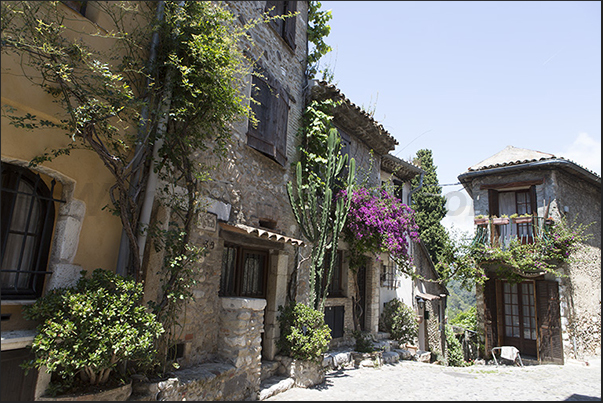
[
  {"x1": 556, "y1": 133, "x2": 601, "y2": 175},
  {"x1": 442, "y1": 189, "x2": 475, "y2": 237}
]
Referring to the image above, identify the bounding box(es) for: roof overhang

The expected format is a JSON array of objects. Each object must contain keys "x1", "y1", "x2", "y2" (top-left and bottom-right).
[
  {"x1": 458, "y1": 158, "x2": 601, "y2": 197},
  {"x1": 219, "y1": 223, "x2": 305, "y2": 247},
  {"x1": 381, "y1": 154, "x2": 424, "y2": 181},
  {"x1": 308, "y1": 80, "x2": 398, "y2": 155}
]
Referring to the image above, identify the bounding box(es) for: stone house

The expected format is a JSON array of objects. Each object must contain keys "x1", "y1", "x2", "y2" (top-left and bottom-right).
[
  {"x1": 458, "y1": 145, "x2": 601, "y2": 364},
  {"x1": 380, "y1": 154, "x2": 448, "y2": 358},
  {"x1": 1, "y1": 1, "x2": 309, "y2": 400},
  {"x1": 305, "y1": 81, "x2": 447, "y2": 358}
]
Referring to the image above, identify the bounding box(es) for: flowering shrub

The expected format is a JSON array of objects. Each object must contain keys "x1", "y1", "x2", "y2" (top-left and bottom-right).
[{"x1": 342, "y1": 187, "x2": 419, "y2": 269}]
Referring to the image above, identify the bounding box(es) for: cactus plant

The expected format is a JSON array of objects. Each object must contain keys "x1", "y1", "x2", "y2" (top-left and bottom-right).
[{"x1": 287, "y1": 128, "x2": 355, "y2": 310}]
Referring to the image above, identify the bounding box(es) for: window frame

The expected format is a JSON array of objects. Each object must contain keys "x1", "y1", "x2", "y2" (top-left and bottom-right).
[
  {"x1": 1, "y1": 164, "x2": 58, "y2": 300},
  {"x1": 265, "y1": 1, "x2": 297, "y2": 50},
  {"x1": 219, "y1": 243, "x2": 269, "y2": 299},
  {"x1": 322, "y1": 250, "x2": 344, "y2": 298}
]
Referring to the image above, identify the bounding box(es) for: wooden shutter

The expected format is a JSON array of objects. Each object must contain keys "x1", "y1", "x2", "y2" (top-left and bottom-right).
[
  {"x1": 247, "y1": 67, "x2": 289, "y2": 167},
  {"x1": 248, "y1": 75, "x2": 275, "y2": 157},
  {"x1": 265, "y1": 1, "x2": 284, "y2": 36},
  {"x1": 488, "y1": 189, "x2": 499, "y2": 216},
  {"x1": 283, "y1": 1, "x2": 297, "y2": 49},
  {"x1": 483, "y1": 277, "x2": 498, "y2": 358},
  {"x1": 536, "y1": 280, "x2": 564, "y2": 364},
  {"x1": 529, "y1": 185, "x2": 537, "y2": 215}
]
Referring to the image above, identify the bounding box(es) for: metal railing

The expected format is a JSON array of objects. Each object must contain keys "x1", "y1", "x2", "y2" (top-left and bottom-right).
[{"x1": 471, "y1": 216, "x2": 553, "y2": 250}]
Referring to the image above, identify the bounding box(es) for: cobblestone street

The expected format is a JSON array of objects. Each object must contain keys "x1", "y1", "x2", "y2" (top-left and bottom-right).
[{"x1": 265, "y1": 355, "x2": 601, "y2": 401}]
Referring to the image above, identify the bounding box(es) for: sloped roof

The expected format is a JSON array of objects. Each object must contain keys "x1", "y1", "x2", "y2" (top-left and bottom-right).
[
  {"x1": 381, "y1": 153, "x2": 423, "y2": 181},
  {"x1": 458, "y1": 145, "x2": 601, "y2": 194},
  {"x1": 309, "y1": 80, "x2": 398, "y2": 155},
  {"x1": 467, "y1": 145, "x2": 556, "y2": 171}
]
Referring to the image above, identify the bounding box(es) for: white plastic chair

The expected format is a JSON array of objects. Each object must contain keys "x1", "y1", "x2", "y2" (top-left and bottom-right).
[{"x1": 491, "y1": 346, "x2": 523, "y2": 367}]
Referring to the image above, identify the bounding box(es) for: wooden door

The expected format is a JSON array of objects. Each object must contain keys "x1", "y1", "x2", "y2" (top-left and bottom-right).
[
  {"x1": 537, "y1": 280, "x2": 564, "y2": 364},
  {"x1": 0, "y1": 348, "x2": 38, "y2": 401},
  {"x1": 501, "y1": 281, "x2": 538, "y2": 357}
]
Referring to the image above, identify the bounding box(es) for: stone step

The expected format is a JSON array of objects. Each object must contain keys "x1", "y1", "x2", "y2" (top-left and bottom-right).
[
  {"x1": 382, "y1": 351, "x2": 400, "y2": 365},
  {"x1": 260, "y1": 360, "x2": 280, "y2": 382},
  {"x1": 258, "y1": 376, "x2": 295, "y2": 401}
]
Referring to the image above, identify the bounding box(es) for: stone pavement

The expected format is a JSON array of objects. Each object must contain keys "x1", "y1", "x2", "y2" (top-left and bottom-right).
[{"x1": 264, "y1": 355, "x2": 601, "y2": 401}]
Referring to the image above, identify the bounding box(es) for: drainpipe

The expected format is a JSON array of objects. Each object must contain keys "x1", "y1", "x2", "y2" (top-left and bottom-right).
[
  {"x1": 408, "y1": 171, "x2": 424, "y2": 207},
  {"x1": 135, "y1": 2, "x2": 184, "y2": 276},
  {"x1": 116, "y1": 1, "x2": 166, "y2": 277}
]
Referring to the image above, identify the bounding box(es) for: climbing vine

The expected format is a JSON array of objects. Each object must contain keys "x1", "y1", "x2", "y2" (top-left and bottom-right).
[{"x1": 1, "y1": 0, "x2": 284, "y2": 372}]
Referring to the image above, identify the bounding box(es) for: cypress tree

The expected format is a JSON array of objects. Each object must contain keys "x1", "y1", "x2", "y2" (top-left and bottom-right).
[{"x1": 410, "y1": 149, "x2": 450, "y2": 267}]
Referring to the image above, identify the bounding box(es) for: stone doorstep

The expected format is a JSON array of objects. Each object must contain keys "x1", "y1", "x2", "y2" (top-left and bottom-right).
[
  {"x1": 258, "y1": 377, "x2": 294, "y2": 401},
  {"x1": 260, "y1": 360, "x2": 280, "y2": 381}
]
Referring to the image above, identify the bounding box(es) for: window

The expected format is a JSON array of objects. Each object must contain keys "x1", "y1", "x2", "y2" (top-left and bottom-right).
[
  {"x1": 265, "y1": 1, "x2": 297, "y2": 50},
  {"x1": 1, "y1": 164, "x2": 58, "y2": 300},
  {"x1": 324, "y1": 305, "x2": 344, "y2": 338},
  {"x1": 247, "y1": 67, "x2": 289, "y2": 166},
  {"x1": 219, "y1": 244, "x2": 268, "y2": 298},
  {"x1": 488, "y1": 186, "x2": 537, "y2": 244},
  {"x1": 321, "y1": 250, "x2": 343, "y2": 298},
  {"x1": 380, "y1": 261, "x2": 398, "y2": 289},
  {"x1": 503, "y1": 281, "x2": 536, "y2": 341},
  {"x1": 62, "y1": 1, "x2": 87, "y2": 16}
]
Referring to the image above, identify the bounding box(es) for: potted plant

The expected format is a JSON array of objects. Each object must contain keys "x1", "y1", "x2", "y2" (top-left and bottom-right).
[
  {"x1": 276, "y1": 301, "x2": 332, "y2": 388},
  {"x1": 474, "y1": 215, "x2": 489, "y2": 226},
  {"x1": 491, "y1": 215, "x2": 510, "y2": 225},
  {"x1": 22, "y1": 269, "x2": 164, "y2": 400}
]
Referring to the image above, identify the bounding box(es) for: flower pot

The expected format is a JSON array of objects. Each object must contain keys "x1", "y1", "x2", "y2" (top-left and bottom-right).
[
  {"x1": 38, "y1": 381, "x2": 132, "y2": 401},
  {"x1": 491, "y1": 217, "x2": 509, "y2": 225},
  {"x1": 512, "y1": 216, "x2": 533, "y2": 224},
  {"x1": 474, "y1": 218, "x2": 489, "y2": 226}
]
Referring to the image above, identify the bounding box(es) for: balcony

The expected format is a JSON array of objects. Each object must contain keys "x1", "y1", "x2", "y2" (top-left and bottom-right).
[{"x1": 471, "y1": 216, "x2": 554, "y2": 249}]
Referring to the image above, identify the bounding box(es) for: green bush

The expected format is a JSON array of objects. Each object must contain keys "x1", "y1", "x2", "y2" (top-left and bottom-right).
[
  {"x1": 379, "y1": 298, "x2": 418, "y2": 345},
  {"x1": 351, "y1": 329, "x2": 377, "y2": 353},
  {"x1": 22, "y1": 269, "x2": 164, "y2": 395},
  {"x1": 277, "y1": 301, "x2": 332, "y2": 363},
  {"x1": 445, "y1": 324, "x2": 468, "y2": 367},
  {"x1": 449, "y1": 306, "x2": 477, "y2": 332}
]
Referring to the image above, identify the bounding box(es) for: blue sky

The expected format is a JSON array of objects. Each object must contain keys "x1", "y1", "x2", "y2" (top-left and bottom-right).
[{"x1": 317, "y1": 1, "x2": 601, "y2": 235}]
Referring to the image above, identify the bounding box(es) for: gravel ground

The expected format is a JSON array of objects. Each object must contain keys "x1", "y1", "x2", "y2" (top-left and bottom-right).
[{"x1": 264, "y1": 355, "x2": 601, "y2": 401}]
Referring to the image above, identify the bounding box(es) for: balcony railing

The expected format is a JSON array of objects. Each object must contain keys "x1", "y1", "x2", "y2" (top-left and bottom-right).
[{"x1": 471, "y1": 216, "x2": 554, "y2": 249}]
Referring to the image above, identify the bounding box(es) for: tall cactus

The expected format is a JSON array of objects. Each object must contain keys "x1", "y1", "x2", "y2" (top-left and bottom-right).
[{"x1": 287, "y1": 128, "x2": 356, "y2": 311}]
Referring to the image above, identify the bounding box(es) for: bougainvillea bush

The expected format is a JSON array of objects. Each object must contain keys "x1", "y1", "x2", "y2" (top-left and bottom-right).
[{"x1": 342, "y1": 187, "x2": 420, "y2": 271}]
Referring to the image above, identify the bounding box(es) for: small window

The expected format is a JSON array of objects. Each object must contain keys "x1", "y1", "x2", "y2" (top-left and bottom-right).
[
  {"x1": 220, "y1": 244, "x2": 268, "y2": 298},
  {"x1": 324, "y1": 305, "x2": 344, "y2": 338},
  {"x1": 247, "y1": 67, "x2": 289, "y2": 166},
  {"x1": 1, "y1": 164, "x2": 57, "y2": 300},
  {"x1": 322, "y1": 250, "x2": 343, "y2": 298},
  {"x1": 265, "y1": 1, "x2": 297, "y2": 50}
]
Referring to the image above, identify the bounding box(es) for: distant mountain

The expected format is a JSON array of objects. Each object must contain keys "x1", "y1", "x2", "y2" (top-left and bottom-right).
[{"x1": 446, "y1": 277, "x2": 476, "y2": 320}]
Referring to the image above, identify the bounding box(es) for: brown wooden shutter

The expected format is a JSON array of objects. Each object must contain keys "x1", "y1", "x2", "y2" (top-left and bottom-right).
[
  {"x1": 483, "y1": 277, "x2": 498, "y2": 358},
  {"x1": 265, "y1": 1, "x2": 284, "y2": 36},
  {"x1": 488, "y1": 189, "x2": 499, "y2": 216},
  {"x1": 536, "y1": 280, "x2": 564, "y2": 364},
  {"x1": 283, "y1": 1, "x2": 297, "y2": 49},
  {"x1": 529, "y1": 185, "x2": 537, "y2": 215},
  {"x1": 248, "y1": 75, "x2": 275, "y2": 157}
]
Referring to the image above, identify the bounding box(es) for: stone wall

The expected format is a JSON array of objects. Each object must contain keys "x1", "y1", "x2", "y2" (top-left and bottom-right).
[{"x1": 560, "y1": 244, "x2": 602, "y2": 359}]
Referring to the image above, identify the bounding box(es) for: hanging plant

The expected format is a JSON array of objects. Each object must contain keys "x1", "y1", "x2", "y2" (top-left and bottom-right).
[{"x1": 341, "y1": 187, "x2": 420, "y2": 275}]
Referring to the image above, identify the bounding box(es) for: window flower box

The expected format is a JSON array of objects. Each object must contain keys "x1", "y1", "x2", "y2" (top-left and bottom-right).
[
  {"x1": 474, "y1": 217, "x2": 489, "y2": 226},
  {"x1": 491, "y1": 217, "x2": 509, "y2": 225},
  {"x1": 512, "y1": 216, "x2": 533, "y2": 224}
]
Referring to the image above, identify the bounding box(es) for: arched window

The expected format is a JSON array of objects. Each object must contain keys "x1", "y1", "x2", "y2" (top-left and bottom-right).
[{"x1": 1, "y1": 163, "x2": 57, "y2": 299}]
